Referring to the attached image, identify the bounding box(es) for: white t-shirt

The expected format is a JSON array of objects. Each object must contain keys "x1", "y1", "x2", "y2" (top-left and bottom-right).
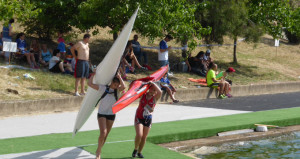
[
  {"x1": 97, "y1": 85, "x2": 120, "y2": 115},
  {"x1": 158, "y1": 40, "x2": 168, "y2": 61},
  {"x1": 49, "y1": 56, "x2": 60, "y2": 69}
]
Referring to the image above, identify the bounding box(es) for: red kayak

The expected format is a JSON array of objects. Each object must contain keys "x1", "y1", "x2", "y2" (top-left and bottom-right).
[{"x1": 112, "y1": 65, "x2": 168, "y2": 114}]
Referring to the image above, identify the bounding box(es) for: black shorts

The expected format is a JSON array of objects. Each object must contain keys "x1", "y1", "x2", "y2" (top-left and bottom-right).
[
  {"x1": 97, "y1": 113, "x2": 116, "y2": 121},
  {"x1": 75, "y1": 60, "x2": 89, "y2": 78},
  {"x1": 49, "y1": 62, "x2": 62, "y2": 73},
  {"x1": 135, "y1": 117, "x2": 152, "y2": 128}
]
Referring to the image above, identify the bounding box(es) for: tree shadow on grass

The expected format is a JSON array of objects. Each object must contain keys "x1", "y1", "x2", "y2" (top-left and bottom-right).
[{"x1": 214, "y1": 60, "x2": 259, "y2": 78}]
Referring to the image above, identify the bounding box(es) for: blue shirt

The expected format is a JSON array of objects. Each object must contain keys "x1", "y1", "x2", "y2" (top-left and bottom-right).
[
  {"x1": 131, "y1": 40, "x2": 141, "y2": 54},
  {"x1": 160, "y1": 77, "x2": 170, "y2": 87},
  {"x1": 16, "y1": 38, "x2": 26, "y2": 49},
  {"x1": 57, "y1": 42, "x2": 66, "y2": 52}
]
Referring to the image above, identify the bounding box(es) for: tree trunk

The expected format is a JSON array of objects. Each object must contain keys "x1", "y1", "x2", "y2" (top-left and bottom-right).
[
  {"x1": 181, "y1": 37, "x2": 189, "y2": 59},
  {"x1": 233, "y1": 37, "x2": 237, "y2": 64},
  {"x1": 113, "y1": 32, "x2": 118, "y2": 41}
]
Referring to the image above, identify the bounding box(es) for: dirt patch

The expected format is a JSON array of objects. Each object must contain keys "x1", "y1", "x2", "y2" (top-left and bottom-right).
[{"x1": 159, "y1": 125, "x2": 300, "y2": 158}]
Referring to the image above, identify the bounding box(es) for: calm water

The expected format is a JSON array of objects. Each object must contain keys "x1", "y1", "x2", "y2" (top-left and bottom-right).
[{"x1": 193, "y1": 132, "x2": 300, "y2": 159}]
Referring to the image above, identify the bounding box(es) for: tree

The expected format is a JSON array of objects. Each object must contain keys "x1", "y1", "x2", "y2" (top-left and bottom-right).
[
  {"x1": 21, "y1": 0, "x2": 86, "y2": 40},
  {"x1": 195, "y1": 0, "x2": 263, "y2": 64},
  {"x1": 249, "y1": 0, "x2": 291, "y2": 39},
  {"x1": 78, "y1": 0, "x2": 210, "y2": 54},
  {"x1": 0, "y1": 0, "x2": 39, "y2": 25}
]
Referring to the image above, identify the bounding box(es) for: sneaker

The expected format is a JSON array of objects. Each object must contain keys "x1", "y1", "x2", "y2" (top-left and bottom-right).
[
  {"x1": 218, "y1": 94, "x2": 227, "y2": 99},
  {"x1": 74, "y1": 92, "x2": 80, "y2": 96},
  {"x1": 137, "y1": 153, "x2": 144, "y2": 158},
  {"x1": 167, "y1": 72, "x2": 174, "y2": 77},
  {"x1": 140, "y1": 66, "x2": 148, "y2": 71},
  {"x1": 80, "y1": 92, "x2": 86, "y2": 96},
  {"x1": 173, "y1": 99, "x2": 179, "y2": 103},
  {"x1": 226, "y1": 93, "x2": 233, "y2": 98},
  {"x1": 132, "y1": 149, "x2": 137, "y2": 157}
]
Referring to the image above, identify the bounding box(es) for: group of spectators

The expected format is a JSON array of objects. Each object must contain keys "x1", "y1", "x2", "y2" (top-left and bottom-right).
[
  {"x1": 1, "y1": 19, "x2": 235, "y2": 99},
  {"x1": 0, "y1": 19, "x2": 75, "y2": 74}
]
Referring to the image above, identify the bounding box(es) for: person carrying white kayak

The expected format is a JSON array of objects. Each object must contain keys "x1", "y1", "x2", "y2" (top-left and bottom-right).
[{"x1": 88, "y1": 72, "x2": 125, "y2": 159}]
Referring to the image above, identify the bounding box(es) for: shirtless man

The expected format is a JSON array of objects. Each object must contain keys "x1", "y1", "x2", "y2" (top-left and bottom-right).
[{"x1": 71, "y1": 34, "x2": 91, "y2": 96}]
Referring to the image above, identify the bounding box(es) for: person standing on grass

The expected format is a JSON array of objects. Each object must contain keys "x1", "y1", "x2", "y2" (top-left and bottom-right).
[
  {"x1": 88, "y1": 73, "x2": 125, "y2": 159},
  {"x1": 158, "y1": 34, "x2": 173, "y2": 75},
  {"x1": 132, "y1": 82, "x2": 162, "y2": 158},
  {"x1": 71, "y1": 34, "x2": 91, "y2": 96},
  {"x1": 2, "y1": 19, "x2": 14, "y2": 64}
]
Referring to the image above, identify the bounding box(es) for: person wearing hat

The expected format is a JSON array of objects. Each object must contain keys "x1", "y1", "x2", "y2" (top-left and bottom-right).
[{"x1": 216, "y1": 67, "x2": 236, "y2": 98}]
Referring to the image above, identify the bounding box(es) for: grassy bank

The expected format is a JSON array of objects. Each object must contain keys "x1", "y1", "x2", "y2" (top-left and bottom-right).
[{"x1": 0, "y1": 26, "x2": 299, "y2": 101}]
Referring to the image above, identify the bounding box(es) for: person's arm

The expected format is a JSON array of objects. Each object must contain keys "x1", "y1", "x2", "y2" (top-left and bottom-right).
[
  {"x1": 116, "y1": 72, "x2": 125, "y2": 91},
  {"x1": 185, "y1": 59, "x2": 191, "y2": 72},
  {"x1": 149, "y1": 82, "x2": 162, "y2": 102},
  {"x1": 160, "y1": 46, "x2": 171, "y2": 53},
  {"x1": 88, "y1": 74, "x2": 99, "y2": 90},
  {"x1": 70, "y1": 45, "x2": 77, "y2": 59}
]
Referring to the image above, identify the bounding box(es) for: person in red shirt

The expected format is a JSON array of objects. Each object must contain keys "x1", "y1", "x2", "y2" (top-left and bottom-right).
[{"x1": 132, "y1": 81, "x2": 162, "y2": 158}]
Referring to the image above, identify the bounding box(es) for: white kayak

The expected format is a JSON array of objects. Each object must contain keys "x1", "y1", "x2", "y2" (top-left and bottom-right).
[{"x1": 73, "y1": 8, "x2": 139, "y2": 136}]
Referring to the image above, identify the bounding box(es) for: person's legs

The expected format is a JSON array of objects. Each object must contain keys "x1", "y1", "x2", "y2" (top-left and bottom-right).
[
  {"x1": 134, "y1": 123, "x2": 143, "y2": 151},
  {"x1": 138, "y1": 126, "x2": 150, "y2": 154},
  {"x1": 58, "y1": 62, "x2": 65, "y2": 72},
  {"x1": 165, "y1": 87, "x2": 175, "y2": 101},
  {"x1": 219, "y1": 82, "x2": 224, "y2": 96},
  {"x1": 30, "y1": 53, "x2": 37, "y2": 67},
  {"x1": 142, "y1": 52, "x2": 148, "y2": 65},
  {"x1": 80, "y1": 78, "x2": 86, "y2": 94},
  {"x1": 96, "y1": 117, "x2": 107, "y2": 159},
  {"x1": 24, "y1": 53, "x2": 32, "y2": 67},
  {"x1": 103, "y1": 119, "x2": 114, "y2": 145},
  {"x1": 75, "y1": 78, "x2": 80, "y2": 94},
  {"x1": 130, "y1": 54, "x2": 142, "y2": 68}
]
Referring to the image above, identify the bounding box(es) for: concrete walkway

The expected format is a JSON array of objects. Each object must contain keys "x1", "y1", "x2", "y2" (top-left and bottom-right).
[{"x1": 0, "y1": 104, "x2": 250, "y2": 139}]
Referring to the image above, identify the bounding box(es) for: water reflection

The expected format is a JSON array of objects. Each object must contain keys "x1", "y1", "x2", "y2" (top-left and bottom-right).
[{"x1": 193, "y1": 132, "x2": 300, "y2": 159}]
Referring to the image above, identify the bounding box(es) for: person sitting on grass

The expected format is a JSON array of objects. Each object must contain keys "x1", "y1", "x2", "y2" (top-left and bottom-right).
[
  {"x1": 30, "y1": 39, "x2": 41, "y2": 63},
  {"x1": 49, "y1": 49, "x2": 73, "y2": 74},
  {"x1": 185, "y1": 51, "x2": 207, "y2": 77},
  {"x1": 132, "y1": 81, "x2": 162, "y2": 158},
  {"x1": 39, "y1": 44, "x2": 52, "y2": 67},
  {"x1": 160, "y1": 73, "x2": 179, "y2": 103},
  {"x1": 16, "y1": 33, "x2": 39, "y2": 68},
  {"x1": 206, "y1": 62, "x2": 229, "y2": 99},
  {"x1": 216, "y1": 67, "x2": 235, "y2": 98},
  {"x1": 123, "y1": 41, "x2": 147, "y2": 74},
  {"x1": 87, "y1": 73, "x2": 125, "y2": 159}
]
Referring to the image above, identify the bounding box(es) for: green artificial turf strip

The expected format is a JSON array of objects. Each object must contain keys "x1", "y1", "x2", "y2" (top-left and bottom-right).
[
  {"x1": 82, "y1": 142, "x2": 191, "y2": 159},
  {"x1": 1, "y1": 107, "x2": 300, "y2": 155}
]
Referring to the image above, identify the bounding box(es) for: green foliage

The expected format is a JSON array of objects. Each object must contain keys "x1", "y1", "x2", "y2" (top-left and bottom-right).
[
  {"x1": 78, "y1": 0, "x2": 210, "y2": 52},
  {"x1": 21, "y1": 0, "x2": 86, "y2": 39},
  {"x1": 0, "y1": 0, "x2": 39, "y2": 25},
  {"x1": 249, "y1": 0, "x2": 291, "y2": 39},
  {"x1": 288, "y1": 7, "x2": 300, "y2": 37},
  {"x1": 195, "y1": 0, "x2": 263, "y2": 63}
]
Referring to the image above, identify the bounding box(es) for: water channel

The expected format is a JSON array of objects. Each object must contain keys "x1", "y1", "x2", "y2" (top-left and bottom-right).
[{"x1": 187, "y1": 132, "x2": 300, "y2": 159}]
